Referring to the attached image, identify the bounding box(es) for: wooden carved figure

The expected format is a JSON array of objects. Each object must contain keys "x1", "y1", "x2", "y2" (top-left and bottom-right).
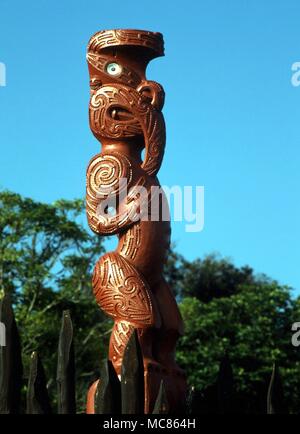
[{"x1": 86, "y1": 29, "x2": 186, "y2": 413}]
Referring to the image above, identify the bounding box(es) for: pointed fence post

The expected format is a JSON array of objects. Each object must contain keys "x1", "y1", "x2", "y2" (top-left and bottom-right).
[
  {"x1": 57, "y1": 310, "x2": 76, "y2": 414},
  {"x1": 267, "y1": 363, "x2": 287, "y2": 414},
  {"x1": 26, "y1": 351, "x2": 52, "y2": 414},
  {"x1": 152, "y1": 380, "x2": 169, "y2": 414},
  {"x1": 94, "y1": 359, "x2": 121, "y2": 414},
  {"x1": 185, "y1": 386, "x2": 195, "y2": 415},
  {"x1": 121, "y1": 330, "x2": 144, "y2": 414},
  {"x1": 0, "y1": 293, "x2": 23, "y2": 414}
]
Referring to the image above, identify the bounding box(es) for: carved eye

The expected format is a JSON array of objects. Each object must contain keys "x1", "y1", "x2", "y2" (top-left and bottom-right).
[{"x1": 106, "y1": 62, "x2": 122, "y2": 76}]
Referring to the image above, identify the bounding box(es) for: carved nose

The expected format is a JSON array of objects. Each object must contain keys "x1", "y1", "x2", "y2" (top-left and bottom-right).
[{"x1": 137, "y1": 81, "x2": 165, "y2": 111}]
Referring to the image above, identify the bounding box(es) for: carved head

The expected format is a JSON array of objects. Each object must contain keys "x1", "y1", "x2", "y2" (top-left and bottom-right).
[{"x1": 87, "y1": 29, "x2": 166, "y2": 176}]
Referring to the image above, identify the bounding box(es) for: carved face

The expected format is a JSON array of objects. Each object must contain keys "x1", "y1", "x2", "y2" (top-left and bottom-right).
[{"x1": 87, "y1": 29, "x2": 166, "y2": 177}]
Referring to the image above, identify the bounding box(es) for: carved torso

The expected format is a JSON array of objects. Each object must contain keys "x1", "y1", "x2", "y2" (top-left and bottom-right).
[{"x1": 117, "y1": 168, "x2": 171, "y2": 284}]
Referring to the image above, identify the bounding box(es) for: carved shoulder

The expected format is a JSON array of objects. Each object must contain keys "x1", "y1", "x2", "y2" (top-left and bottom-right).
[
  {"x1": 86, "y1": 152, "x2": 136, "y2": 235},
  {"x1": 86, "y1": 152, "x2": 133, "y2": 201}
]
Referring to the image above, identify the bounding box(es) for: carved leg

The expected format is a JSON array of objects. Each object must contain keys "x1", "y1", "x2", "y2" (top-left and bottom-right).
[
  {"x1": 152, "y1": 278, "x2": 184, "y2": 368},
  {"x1": 109, "y1": 320, "x2": 134, "y2": 375},
  {"x1": 149, "y1": 278, "x2": 187, "y2": 413},
  {"x1": 86, "y1": 380, "x2": 99, "y2": 414},
  {"x1": 92, "y1": 252, "x2": 161, "y2": 375}
]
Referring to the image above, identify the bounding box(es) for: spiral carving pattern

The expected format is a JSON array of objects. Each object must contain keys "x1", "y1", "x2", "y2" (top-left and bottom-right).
[{"x1": 86, "y1": 152, "x2": 134, "y2": 234}]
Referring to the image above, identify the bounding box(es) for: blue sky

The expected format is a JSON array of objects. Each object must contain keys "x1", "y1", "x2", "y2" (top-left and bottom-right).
[{"x1": 0, "y1": 0, "x2": 299, "y2": 292}]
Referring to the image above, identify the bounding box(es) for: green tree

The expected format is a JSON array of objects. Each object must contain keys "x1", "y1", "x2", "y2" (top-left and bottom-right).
[
  {"x1": 178, "y1": 254, "x2": 260, "y2": 301},
  {"x1": 176, "y1": 262, "x2": 300, "y2": 413},
  {"x1": 0, "y1": 190, "x2": 111, "y2": 411}
]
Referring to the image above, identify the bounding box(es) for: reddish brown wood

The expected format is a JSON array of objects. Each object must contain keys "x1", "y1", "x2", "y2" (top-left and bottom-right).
[
  {"x1": 86, "y1": 380, "x2": 98, "y2": 414},
  {"x1": 86, "y1": 29, "x2": 187, "y2": 413}
]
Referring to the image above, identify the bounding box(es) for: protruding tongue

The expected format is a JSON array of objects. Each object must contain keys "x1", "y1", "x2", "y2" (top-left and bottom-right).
[{"x1": 110, "y1": 107, "x2": 134, "y2": 121}]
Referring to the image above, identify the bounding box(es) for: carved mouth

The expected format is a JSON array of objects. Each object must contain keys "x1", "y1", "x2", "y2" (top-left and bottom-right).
[{"x1": 109, "y1": 106, "x2": 134, "y2": 121}]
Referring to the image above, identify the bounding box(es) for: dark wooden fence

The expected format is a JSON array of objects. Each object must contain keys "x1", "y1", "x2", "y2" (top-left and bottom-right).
[
  {"x1": 0, "y1": 294, "x2": 75, "y2": 414},
  {"x1": 0, "y1": 294, "x2": 286, "y2": 414}
]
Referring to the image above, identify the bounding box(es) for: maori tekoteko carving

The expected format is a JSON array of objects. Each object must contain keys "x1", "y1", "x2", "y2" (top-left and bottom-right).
[{"x1": 86, "y1": 29, "x2": 187, "y2": 413}]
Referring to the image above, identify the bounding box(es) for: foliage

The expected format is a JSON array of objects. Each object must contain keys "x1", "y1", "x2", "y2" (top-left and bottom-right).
[
  {"x1": 0, "y1": 190, "x2": 111, "y2": 411},
  {"x1": 1, "y1": 190, "x2": 299, "y2": 413},
  {"x1": 177, "y1": 254, "x2": 268, "y2": 301},
  {"x1": 177, "y1": 280, "x2": 300, "y2": 413}
]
